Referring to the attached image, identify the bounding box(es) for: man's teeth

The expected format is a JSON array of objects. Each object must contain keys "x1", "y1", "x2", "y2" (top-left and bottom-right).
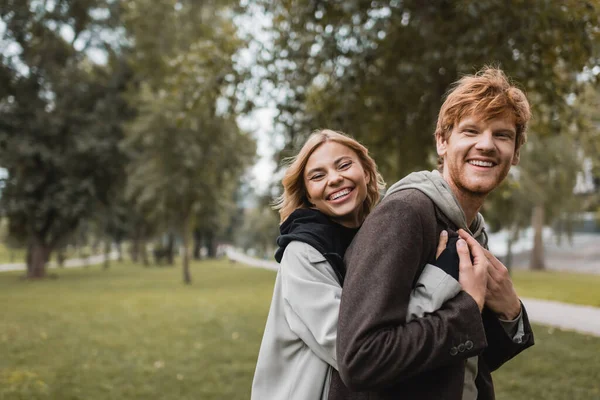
[
  {"x1": 330, "y1": 189, "x2": 351, "y2": 200},
  {"x1": 469, "y1": 160, "x2": 493, "y2": 167}
]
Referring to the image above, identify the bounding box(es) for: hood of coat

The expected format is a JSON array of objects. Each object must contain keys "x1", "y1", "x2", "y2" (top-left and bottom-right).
[
  {"x1": 386, "y1": 170, "x2": 488, "y2": 246},
  {"x1": 274, "y1": 208, "x2": 359, "y2": 284}
]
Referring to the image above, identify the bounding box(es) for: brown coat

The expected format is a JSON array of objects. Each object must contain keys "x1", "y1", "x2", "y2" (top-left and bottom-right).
[{"x1": 329, "y1": 189, "x2": 534, "y2": 400}]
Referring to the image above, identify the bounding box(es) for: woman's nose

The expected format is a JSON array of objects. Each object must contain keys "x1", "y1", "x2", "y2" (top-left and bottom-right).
[{"x1": 328, "y1": 172, "x2": 343, "y2": 185}]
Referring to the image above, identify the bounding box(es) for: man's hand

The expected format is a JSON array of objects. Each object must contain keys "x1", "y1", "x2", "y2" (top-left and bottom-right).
[
  {"x1": 458, "y1": 230, "x2": 522, "y2": 320},
  {"x1": 455, "y1": 235, "x2": 488, "y2": 312}
]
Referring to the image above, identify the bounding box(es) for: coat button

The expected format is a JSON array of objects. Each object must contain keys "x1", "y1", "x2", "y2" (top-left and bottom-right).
[
  {"x1": 458, "y1": 343, "x2": 465, "y2": 352},
  {"x1": 465, "y1": 340, "x2": 473, "y2": 350},
  {"x1": 450, "y1": 347, "x2": 458, "y2": 356}
]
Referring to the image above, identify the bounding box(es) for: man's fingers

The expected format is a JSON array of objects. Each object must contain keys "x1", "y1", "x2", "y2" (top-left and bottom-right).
[
  {"x1": 456, "y1": 239, "x2": 472, "y2": 271},
  {"x1": 483, "y1": 248, "x2": 505, "y2": 271},
  {"x1": 436, "y1": 230, "x2": 448, "y2": 259},
  {"x1": 457, "y1": 229, "x2": 488, "y2": 268}
]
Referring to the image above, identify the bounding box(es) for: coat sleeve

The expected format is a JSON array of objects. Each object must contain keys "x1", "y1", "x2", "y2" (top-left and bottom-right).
[
  {"x1": 337, "y1": 191, "x2": 488, "y2": 391},
  {"x1": 480, "y1": 301, "x2": 535, "y2": 371},
  {"x1": 407, "y1": 263, "x2": 462, "y2": 322},
  {"x1": 280, "y1": 241, "x2": 342, "y2": 369}
]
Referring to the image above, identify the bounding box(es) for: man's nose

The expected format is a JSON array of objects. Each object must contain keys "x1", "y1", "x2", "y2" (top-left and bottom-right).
[{"x1": 475, "y1": 130, "x2": 495, "y2": 151}]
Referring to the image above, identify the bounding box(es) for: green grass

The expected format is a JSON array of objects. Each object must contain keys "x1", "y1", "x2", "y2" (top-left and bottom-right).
[
  {"x1": 512, "y1": 269, "x2": 600, "y2": 307},
  {"x1": 1, "y1": 260, "x2": 599, "y2": 399},
  {"x1": 0, "y1": 259, "x2": 274, "y2": 400}
]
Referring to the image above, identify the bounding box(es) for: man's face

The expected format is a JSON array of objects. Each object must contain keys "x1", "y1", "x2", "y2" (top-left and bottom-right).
[{"x1": 437, "y1": 113, "x2": 519, "y2": 199}]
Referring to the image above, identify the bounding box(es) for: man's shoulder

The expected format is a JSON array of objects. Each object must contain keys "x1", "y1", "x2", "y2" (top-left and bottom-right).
[
  {"x1": 380, "y1": 188, "x2": 436, "y2": 214},
  {"x1": 361, "y1": 188, "x2": 437, "y2": 231}
]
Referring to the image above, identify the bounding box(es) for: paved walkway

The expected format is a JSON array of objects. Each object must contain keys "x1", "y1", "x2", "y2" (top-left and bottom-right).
[
  {"x1": 0, "y1": 252, "x2": 120, "y2": 272},
  {"x1": 226, "y1": 248, "x2": 600, "y2": 338}
]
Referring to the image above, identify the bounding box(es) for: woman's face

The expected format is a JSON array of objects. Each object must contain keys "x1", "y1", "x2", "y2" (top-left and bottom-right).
[{"x1": 303, "y1": 141, "x2": 369, "y2": 228}]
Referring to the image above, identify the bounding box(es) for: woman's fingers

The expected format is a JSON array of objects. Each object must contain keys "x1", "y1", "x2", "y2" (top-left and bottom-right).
[{"x1": 436, "y1": 230, "x2": 448, "y2": 259}]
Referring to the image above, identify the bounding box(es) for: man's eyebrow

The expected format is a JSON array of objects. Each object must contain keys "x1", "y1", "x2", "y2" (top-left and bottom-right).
[
  {"x1": 457, "y1": 122, "x2": 480, "y2": 130},
  {"x1": 495, "y1": 128, "x2": 516, "y2": 136}
]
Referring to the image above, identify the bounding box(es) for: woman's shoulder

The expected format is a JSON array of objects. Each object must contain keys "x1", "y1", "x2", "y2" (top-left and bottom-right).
[{"x1": 281, "y1": 241, "x2": 327, "y2": 264}]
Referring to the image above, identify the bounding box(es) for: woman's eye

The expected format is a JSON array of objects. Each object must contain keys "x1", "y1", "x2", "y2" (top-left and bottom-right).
[
  {"x1": 339, "y1": 162, "x2": 352, "y2": 170},
  {"x1": 310, "y1": 174, "x2": 324, "y2": 181}
]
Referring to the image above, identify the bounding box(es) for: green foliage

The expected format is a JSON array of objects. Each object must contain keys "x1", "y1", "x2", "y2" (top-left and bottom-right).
[
  {"x1": 1, "y1": 262, "x2": 600, "y2": 399},
  {"x1": 254, "y1": 0, "x2": 600, "y2": 180},
  {"x1": 0, "y1": 1, "x2": 130, "y2": 257},
  {"x1": 122, "y1": 0, "x2": 256, "y2": 233}
]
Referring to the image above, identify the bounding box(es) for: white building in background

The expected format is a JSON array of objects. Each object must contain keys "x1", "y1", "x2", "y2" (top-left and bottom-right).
[{"x1": 574, "y1": 158, "x2": 596, "y2": 195}]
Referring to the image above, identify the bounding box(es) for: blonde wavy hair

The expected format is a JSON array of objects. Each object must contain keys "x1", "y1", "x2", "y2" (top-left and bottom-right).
[
  {"x1": 435, "y1": 67, "x2": 532, "y2": 168},
  {"x1": 273, "y1": 129, "x2": 385, "y2": 224}
]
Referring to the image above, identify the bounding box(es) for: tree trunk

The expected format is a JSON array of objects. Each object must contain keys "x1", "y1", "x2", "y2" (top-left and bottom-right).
[
  {"x1": 193, "y1": 228, "x2": 202, "y2": 260},
  {"x1": 182, "y1": 217, "x2": 192, "y2": 285},
  {"x1": 57, "y1": 248, "x2": 66, "y2": 268},
  {"x1": 116, "y1": 240, "x2": 123, "y2": 262},
  {"x1": 103, "y1": 239, "x2": 111, "y2": 269},
  {"x1": 166, "y1": 233, "x2": 175, "y2": 265},
  {"x1": 27, "y1": 238, "x2": 51, "y2": 279},
  {"x1": 530, "y1": 204, "x2": 546, "y2": 270},
  {"x1": 140, "y1": 239, "x2": 149, "y2": 266},
  {"x1": 26, "y1": 239, "x2": 33, "y2": 276},
  {"x1": 206, "y1": 231, "x2": 216, "y2": 258}
]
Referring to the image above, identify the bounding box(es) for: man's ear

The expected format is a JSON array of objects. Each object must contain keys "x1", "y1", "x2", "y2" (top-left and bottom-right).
[
  {"x1": 512, "y1": 148, "x2": 520, "y2": 166},
  {"x1": 436, "y1": 133, "x2": 448, "y2": 158}
]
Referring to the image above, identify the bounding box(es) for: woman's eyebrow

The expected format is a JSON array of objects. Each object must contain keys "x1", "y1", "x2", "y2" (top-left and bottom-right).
[
  {"x1": 334, "y1": 156, "x2": 352, "y2": 164},
  {"x1": 305, "y1": 166, "x2": 325, "y2": 176}
]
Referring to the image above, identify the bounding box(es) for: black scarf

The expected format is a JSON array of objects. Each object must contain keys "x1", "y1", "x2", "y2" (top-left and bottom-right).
[{"x1": 274, "y1": 208, "x2": 359, "y2": 285}]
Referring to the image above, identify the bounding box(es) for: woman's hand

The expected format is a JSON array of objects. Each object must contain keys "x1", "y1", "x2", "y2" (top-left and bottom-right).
[{"x1": 436, "y1": 230, "x2": 448, "y2": 258}]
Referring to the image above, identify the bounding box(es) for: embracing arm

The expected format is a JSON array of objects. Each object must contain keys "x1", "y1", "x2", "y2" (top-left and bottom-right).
[
  {"x1": 281, "y1": 241, "x2": 342, "y2": 369},
  {"x1": 336, "y1": 191, "x2": 487, "y2": 391},
  {"x1": 481, "y1": 302, "x2": 535, "y2": 371}
]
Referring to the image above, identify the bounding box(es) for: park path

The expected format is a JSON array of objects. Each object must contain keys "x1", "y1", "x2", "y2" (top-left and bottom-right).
[
  {"x1": 0, "y1": 252, "x2": 119, "y2": 272},
  {"x1": 226, "y1": 248, "x2": 600, "y2": 338}
]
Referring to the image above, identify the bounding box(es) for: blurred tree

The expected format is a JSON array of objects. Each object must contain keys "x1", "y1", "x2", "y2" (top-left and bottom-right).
[
  {"x1": 0, "y1": 0, "x2": 130, "y2": 278},
  {"x1": 253, "y1": 0, "x2": 599, "y2": 270},
  {"x1": 121, "y1": 0, "x2": 256, "y2": 284},
  {"x1": 485, "y1": 133, "x2": 582, "y2": 270},
  {"x1": 235, "y1": 202, "x2": 280, "y2": 258},
  {"x1": 254, "y1": 0, "x2": 599, "y2": 180}
]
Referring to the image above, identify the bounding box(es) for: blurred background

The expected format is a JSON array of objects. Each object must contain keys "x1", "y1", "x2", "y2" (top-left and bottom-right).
[{"x1": 0, "y1": 1, "x2": 599, "y2": 399}]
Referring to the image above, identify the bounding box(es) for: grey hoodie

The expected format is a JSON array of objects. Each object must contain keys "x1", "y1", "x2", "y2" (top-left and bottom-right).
[{"x1": 386, "y1": 169, "x2": 489, "y2": 247}]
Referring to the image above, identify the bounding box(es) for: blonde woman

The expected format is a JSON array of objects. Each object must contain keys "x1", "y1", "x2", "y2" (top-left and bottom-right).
[{"x1": 251, "y1": 129, "x2": 459, "y2": 400}]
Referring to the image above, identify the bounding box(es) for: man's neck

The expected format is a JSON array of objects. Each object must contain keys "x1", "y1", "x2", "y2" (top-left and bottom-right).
[
  {"x1": 452, "y1": 189, "x2": 485, "y2": 227},
  {"x1": 442, "y1": 175, "x2": 486, "y2": 227}
]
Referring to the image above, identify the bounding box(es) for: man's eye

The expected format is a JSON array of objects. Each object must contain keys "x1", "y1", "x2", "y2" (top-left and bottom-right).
[{"x1": 464, "y1": 129, "x2": 478, "y2": 135}]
